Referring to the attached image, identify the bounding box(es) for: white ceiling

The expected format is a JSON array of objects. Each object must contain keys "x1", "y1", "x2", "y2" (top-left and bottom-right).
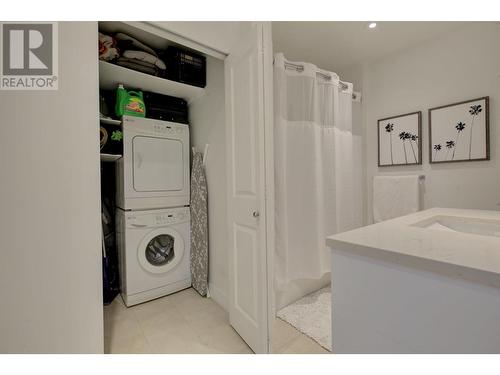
[{"x1": 272, "y1": 22, "x2": 469, "y2": 73}]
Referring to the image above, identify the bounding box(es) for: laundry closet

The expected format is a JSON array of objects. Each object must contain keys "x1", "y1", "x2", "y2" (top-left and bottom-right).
[{"x1": 97, "y1": 21, "x2": 274, "y2": 354}]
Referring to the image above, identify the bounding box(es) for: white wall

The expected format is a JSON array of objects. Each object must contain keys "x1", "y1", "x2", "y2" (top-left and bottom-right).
[
  {"x1": 362, "y1": 23, "x2": 500, "y2": 222},
  {"x1": 338, "y1": 66, "x2": 368, "y2": 225},
  {"x1": 189, "y1": 56, "x2": 228, "y2": 311},
  {"x1": 0, "y1": 22, "x2": 103, "y2": 353},
  {"x1": 150, "y1": 22, "x2": 249, "y2": 56}
]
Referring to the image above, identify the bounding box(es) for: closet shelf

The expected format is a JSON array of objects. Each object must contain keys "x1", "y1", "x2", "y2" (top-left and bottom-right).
[
  {"x1": 99, "y1": 61, "x2": 205, "y2": 103},
  {"x1": 100, "y1": 117, "x2": 121, "y2": 126},
  {"x1": 100, "y1": 153, "x2": 122, "y2": 162}
]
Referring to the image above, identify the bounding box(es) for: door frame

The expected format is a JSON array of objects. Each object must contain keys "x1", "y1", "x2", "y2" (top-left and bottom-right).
[{"x1": 261, "y1": 21, "x2": 275, "y2": 353}]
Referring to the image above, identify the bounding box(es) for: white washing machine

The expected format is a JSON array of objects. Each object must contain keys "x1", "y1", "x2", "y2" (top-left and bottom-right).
[
  {"x1": 116, "y1": 206, "x2": 191, "y2": 307},
  {"x1": 116, "y1": 116, "x2": 190, "y2": 211}
]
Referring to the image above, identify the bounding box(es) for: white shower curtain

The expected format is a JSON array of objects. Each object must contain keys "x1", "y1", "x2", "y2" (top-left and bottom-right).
[{"x1": 274, "y1": 53, "x2": 362, "y2": 291}]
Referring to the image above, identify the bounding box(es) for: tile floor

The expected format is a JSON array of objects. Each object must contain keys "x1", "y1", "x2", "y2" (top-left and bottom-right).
[
  {"x1": 104, "y1": 287, "x2": 329, "y2": 354},
  {"x1": 271, "y1": 318, "x2": 329, "y2": 354}
]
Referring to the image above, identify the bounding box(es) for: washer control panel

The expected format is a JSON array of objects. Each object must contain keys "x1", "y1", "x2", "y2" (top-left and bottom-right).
[
  {"x1": 154, "y1": 211, "x2": 187, "y2": 225},
  {"x1": 126, "y1": 207, "x2": 189, "y2": 228}
]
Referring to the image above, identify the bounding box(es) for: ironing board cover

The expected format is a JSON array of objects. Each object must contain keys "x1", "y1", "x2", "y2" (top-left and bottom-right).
[{"x1": 190, "y1": 152, "x2": 209, "y2": 296}]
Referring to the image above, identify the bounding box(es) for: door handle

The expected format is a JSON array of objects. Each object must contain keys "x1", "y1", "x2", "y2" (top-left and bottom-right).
[
  {"x1": 252, "y1": 211, "x2": 260, "y2": 218},
  {"x1": 135, "y1": 153, "x2": 143, "y2": 169}
]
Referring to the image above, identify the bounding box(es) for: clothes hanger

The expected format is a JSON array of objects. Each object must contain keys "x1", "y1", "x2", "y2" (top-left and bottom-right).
[
  {"x1": 202, "y1": 144, "x2": 209, "y2": 167},
  {"x1": 192, "y1": 144, "x2": 209, "y2": 167}
]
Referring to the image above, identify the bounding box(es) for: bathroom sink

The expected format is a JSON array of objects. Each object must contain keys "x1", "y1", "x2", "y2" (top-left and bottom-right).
[{"x1": 411, "y1": 215, "x2": 500, "y2": 238}]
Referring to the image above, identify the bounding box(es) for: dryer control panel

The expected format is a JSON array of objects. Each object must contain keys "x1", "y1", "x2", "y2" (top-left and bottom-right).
[
  {"x1": 152, "y1": 122, "x2": 187, "y2": 136},
  {"x1": 123, "y1": 116, "x2": 189, "y2": 139}
]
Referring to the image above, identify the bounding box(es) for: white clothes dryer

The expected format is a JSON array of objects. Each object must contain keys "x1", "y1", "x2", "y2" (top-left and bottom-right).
[{"x1": 116, "y1": 116, "x2": 190, "y2": 210}]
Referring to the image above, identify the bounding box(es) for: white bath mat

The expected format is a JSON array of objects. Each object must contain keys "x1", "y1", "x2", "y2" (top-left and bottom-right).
[{"x1": 276, "y1": 287, "x2": 332, "y2": 351}]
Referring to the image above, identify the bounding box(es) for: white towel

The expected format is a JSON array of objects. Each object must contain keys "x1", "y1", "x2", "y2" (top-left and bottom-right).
[{"x1": 373, "y1": 175, "x2": 423, "y2": 223}]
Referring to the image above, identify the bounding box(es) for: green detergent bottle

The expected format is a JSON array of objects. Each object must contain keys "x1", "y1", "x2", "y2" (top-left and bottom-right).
[{"x1": 115, "y1": 84, "x2": 146, "y2": 118}]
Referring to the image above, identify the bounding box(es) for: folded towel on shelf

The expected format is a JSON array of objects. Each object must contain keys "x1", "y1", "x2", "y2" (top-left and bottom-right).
[
  {"x1": 373, "y1": 175, "x2": 424, "y2": 223},
  {"x1": 117, "y1": 57, "x2": 157, "y2": 69},
  {"x1": 115, "y1": 32, "x2": 157, "y2": 56},
  {"x1": 122, "y1": 50, "x2": 166, "y2": 70},
  {"x1": 99, "y1": 32, "x2": 119, "y2": 61},
  {"x1": 115, "y1": 57, "x2": 159, "y2": 76}
]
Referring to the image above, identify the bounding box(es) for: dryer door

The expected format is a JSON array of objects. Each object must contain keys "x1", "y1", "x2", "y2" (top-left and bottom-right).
[
  {"x1": 133, "y1": 136, "x2": 184, "y2": 192},
  {"x1": 137, "y1": 227, "x2": 185, "y2": 274}
]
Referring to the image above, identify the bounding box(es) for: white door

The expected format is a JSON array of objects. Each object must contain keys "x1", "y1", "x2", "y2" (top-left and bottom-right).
[{"x1": 225, "y1": 22, "x2": 273, "y2": 354}]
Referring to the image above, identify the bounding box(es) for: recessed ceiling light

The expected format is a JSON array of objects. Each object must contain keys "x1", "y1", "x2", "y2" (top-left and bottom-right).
[{"x1": 368, "y1": 22, "x2": 377, "y2": 29}]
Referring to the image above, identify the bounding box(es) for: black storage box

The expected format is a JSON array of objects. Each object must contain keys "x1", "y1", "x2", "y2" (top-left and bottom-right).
[
  {"x1": 165, "y1": 46, "x2": 206, "y2": 88},
  {"x1": 99, "y1": 89, "x2": 116, "y2": 118},
  {"x1": 143, "y1": 91, "x2": 189, "y2": 124}
]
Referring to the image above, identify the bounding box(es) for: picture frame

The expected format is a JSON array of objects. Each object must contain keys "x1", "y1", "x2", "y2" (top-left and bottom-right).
[
  {"x1": 429, "y1": 97, "x2": 489, "y2": 164},
  {"x1": 378, "y1": 111, "x2": 422, "y2": 167}
]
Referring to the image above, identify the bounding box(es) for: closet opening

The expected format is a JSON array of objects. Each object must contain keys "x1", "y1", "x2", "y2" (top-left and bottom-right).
[{"x1": 97, "y1": 21, "x2": 250, "y2": 354}]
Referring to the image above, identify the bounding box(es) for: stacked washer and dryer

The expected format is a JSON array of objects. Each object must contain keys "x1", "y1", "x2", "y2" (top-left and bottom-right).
[{"x1": 115, "y1": 116, "x2": 191, "y2": 307}]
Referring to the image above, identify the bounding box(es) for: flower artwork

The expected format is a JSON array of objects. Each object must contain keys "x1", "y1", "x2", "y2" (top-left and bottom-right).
[
  {"x1": 429, "y1": 97, "x2": 489, "y2": 163},
  {"x1": 378, "y1": 112, "x2": 422, "y2": 167}
]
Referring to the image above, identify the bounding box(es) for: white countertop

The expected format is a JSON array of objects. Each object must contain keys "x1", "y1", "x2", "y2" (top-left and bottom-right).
[{"x1": 327, "y1": 208, "x2": 500, "y2": 276}]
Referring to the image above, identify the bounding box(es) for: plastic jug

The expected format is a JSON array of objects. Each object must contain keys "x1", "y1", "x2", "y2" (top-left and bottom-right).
[{"x1": 115, "y1": 84, "x2": 146, "y2": 118}]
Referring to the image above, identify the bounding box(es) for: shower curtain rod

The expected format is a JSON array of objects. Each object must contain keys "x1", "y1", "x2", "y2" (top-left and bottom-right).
[{"x1": 283, "y1": 60, "x2": 349, "y2": 91}]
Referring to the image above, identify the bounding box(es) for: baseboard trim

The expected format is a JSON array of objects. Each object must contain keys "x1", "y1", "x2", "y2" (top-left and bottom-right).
[{"x1": 208, "y1": 282, "x2": 228, "y2": 312}]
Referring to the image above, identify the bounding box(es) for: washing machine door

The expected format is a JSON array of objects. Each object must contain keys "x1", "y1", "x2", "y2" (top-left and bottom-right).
[{"x1": 137, "y1": 227, "x2": 185, "y2": 274}]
